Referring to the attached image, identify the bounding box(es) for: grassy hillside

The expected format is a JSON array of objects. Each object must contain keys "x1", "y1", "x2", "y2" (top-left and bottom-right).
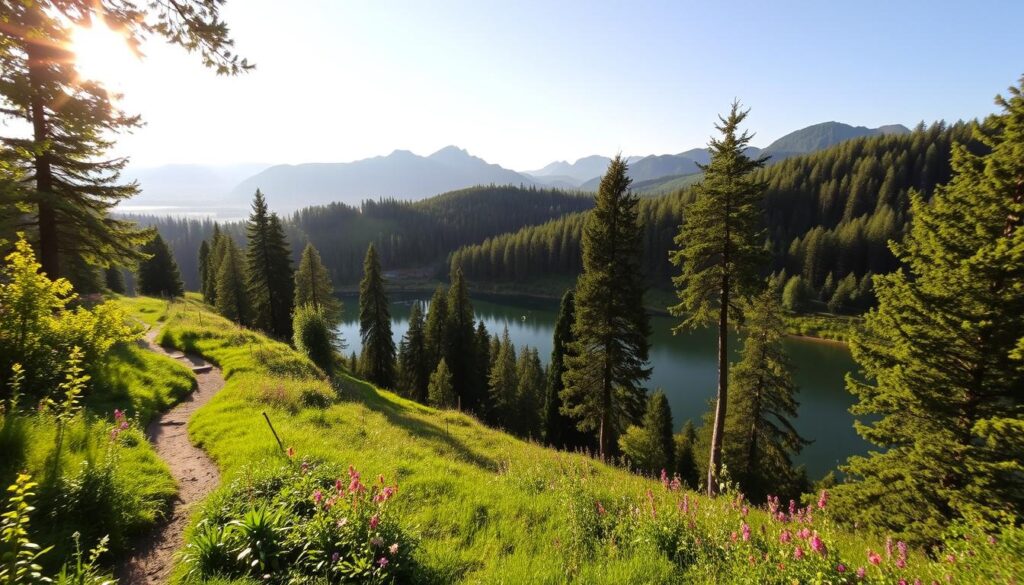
[{"x1": 119, "y1": 295, "x2": 1020, "y2": 584}]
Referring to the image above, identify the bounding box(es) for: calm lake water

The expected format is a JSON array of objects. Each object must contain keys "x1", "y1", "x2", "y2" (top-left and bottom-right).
[{"x1": 337, "y1": 293, "x2": 866, "y2": 479}]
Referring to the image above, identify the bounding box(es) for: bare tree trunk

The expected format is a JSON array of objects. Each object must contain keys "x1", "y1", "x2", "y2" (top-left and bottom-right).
[
  {"x1": 26, "y1": 26, "x2": 59, "y2": 277},
  {"x1": 707, "y1": 274, "x2": 729, "y2": 496}
]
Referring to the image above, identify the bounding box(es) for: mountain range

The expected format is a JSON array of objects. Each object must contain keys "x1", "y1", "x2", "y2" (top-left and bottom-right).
[{"x1": 123, "y1": 121, "x2": 909, "y2": 214}]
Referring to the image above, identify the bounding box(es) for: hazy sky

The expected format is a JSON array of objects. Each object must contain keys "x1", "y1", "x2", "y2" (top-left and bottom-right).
[{"x1": 98, "y1": 0, "x2": 1024, "y2": 171}]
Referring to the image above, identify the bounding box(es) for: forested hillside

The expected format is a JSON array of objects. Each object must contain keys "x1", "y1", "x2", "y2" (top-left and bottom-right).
[
  {"x1": 128, "y1": 185, "x2": 593, "y2": 289},
  {"x1": 451, "y1": 121, "x2": 975, "y2": 313}
]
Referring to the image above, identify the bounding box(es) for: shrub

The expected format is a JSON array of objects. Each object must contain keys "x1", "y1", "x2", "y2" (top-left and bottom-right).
[
  {"x1": 182, "y1": 459, "x2": 415, "y2": 583},
  {"x1": 292, "y1": 304, "x2": 337, "y2": 376},
  {"x1": 0, "y1": 236, "x2": 136, "y2": 402}
]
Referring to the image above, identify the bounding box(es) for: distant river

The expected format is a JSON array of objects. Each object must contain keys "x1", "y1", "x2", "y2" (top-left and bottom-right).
[{"x1": 336, "y1": 293, "x2": 866, "y2": 479}]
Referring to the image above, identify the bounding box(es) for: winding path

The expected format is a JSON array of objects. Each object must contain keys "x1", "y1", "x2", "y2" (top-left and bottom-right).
[{"x1": 116, "y1": 328, "x2": 224, "y2": 584}]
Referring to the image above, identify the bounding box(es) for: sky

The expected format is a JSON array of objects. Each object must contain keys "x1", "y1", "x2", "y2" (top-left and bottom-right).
[{"x1": 85, "y1": 0, "x2": 1024, "y2": 171}]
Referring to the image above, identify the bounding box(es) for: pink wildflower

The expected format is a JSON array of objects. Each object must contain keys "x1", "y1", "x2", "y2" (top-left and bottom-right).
[
  {"x1": 660, "y1": 469, "x2": 669, "y2": 489},
  {"x1": 945, "y1": 553, "x2": 956, "y2": 564},
  {"x1": 856, "y1": 566, "x2": 866, "y2": 579},
  {"x1": 817, "y1": 489, "x2": 829, "y2": 510},
  {"x1": 868, "y1": 550, "x2": 881, "y2": 566},
  {"x1": 369, "y1": 514, "x2": 380, "y2": 529},
  {"x1": 114, "y1": 409, "x2": 124, "y2": 421},
  {"x1": 898, "y1": 580, "x2": 907, "y2": 585},
  {"x1": 669, "y1": 475, "x2": 681, "y2": 491},
  {"x1": 312, "y1": 489, "x2": 323, "y2": 505},
  {"x1": 779, "y1": 529, "x2": 792, "y2": 544},
  {"x1": 370, "y1": 536, "x2": 383, "y2": 547},
  {"x1": 810, "y1": 533, "x2": 826, "y2": 556},
  {"x1": 119, "y1": 421, "x2": 129, "y2": 431},
  {"x1": 836, "y1": 563, "x2": 846, "y2": 573},
  {"x1": 886, "y1": 537, "x2": 894, "y2": 560},
  {"x1": 335, "y1": 478, "x2": 344, "y2": 493},
  {"x1": 798, "y1": 527, "x2": 811, "y2": 540},
  {"x1": 793, "y1": 546, "x2": 805, "y2": 560},
  {"x1": 286, "y1": 446, "x2": 295, "y2": 458},
  {"x1": 377, "y1": 557, "x2": 388, "y2": 568},
  {"x1": 741, "y1": 505, "x2": 749, "y2": 517},
  {"x1": 389, "y1": 543, "x2": 399, "y2": 555},
  {"x1": 741, "y1": 522, "x2": 751, "y2": 542},
  {"x1": 789, "y1": 499, "x2": 797, "y2": 517}
]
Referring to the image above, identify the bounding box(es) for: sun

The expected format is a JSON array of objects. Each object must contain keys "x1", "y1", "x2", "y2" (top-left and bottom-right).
[{"x1": 70, "y1": 20, "x2": 137, "y2": 87}]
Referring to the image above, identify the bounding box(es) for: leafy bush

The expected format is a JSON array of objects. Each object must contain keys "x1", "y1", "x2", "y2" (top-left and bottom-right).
[
  {"x1": 0, "y1": 236, "x2": 137, "y2": 401},
  {"x1": 292, "y1": 304, "x2": 338, "y2": 376},
  {"x1": 182, "y1": 459, "x2": 414, "y2": 583}
]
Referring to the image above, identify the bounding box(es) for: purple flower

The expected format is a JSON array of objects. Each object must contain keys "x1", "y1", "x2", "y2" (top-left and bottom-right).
[
  {"x1": 810, "y1": 533, "x2": 826, "y2": 556},
  {"x1": 741, "y1": 522, "x2": 751, "y2": 542},
  {"x1": 312, "y1": 489, "x2": 323, "y2": 505},
  {"x1": 377, "y1": 557, "x2": 389, "y2": 568},
  {"x1": 817, "y1": 489, "x2": 829, "y2": 510},
  {"x1": 331, "y1": 552, "x2": 340, "y2": 563},
  {"x1": 793, "y1": 546, "x2": 805, "y2": 560},
  {"x1": 836, "y1": 563, "x2": 846, "y2": 573},
  {"x1": 369, "y1": 514, "x2": 380, "y2": 529}
]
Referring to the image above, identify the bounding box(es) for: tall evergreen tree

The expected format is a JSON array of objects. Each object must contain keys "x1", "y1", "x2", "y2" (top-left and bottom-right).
[
  {"x1": 358, "y1": 244, "x2": 395, "y2": 388},
  {"x1": 202, "y1": 225, "x2": 224, "y2": 304},
  {"x1": 514, "y1": 346, "x2": 545, "y2": 438},
  {"x1": 561, "y1": 156, "x2": 651, "y2": 458},
  {"x1": 137, "y1": 233, "x2": 184, "y2": 297},
  {"x1": 245, "y1": 190, "x2": 294, "y2": 338},
  {"x1": 489, "y1": 328, "x2": 518, "y2": 425},
  {"x1": 833, "y1": 81, "x2": 1024, "y2": 543},
  {"x1": 198, "y1": 239, "x2": 211, "y2": 297},
  {"x1": 669, "y1": 103, "x2": 769, "y2": 494},
  {"x1": 545, "y1": 289, "x2": 588, "y2": 449},
  {"x1": 294, "y1": 242, "x2": 342, "y2": 324},
  {"x1": 424, "y1": 285, "x2": 449, "y2": 372},
  {"x1": 398, "y1": 301, "x2": 430, "y2": 403},
  {"x1": 215, "y1": 238, "x2": 249, "y2": 325},
  {"x1": 724, "y1": 289, "x2": 807, "y2": 502},
  {"x1": 473, "y1": 321, "x2": 493, "y2": 418},
  {"x1": 674, "y1": 420, "x2": 700, "y2": 488},
  {"x1": 0, "y1": 1, "x2": 249, "y2": 279},
  {"x1": 445, "y1": 265, "x2": 477, "y2": 411}
]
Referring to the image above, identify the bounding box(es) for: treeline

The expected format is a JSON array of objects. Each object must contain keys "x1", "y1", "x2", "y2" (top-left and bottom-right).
[
  {"x1": 127, "y1": 185, "x2": 594, "y2": 290},
  {"x1": 450, "y1": 121, "x2": 978, "y2": 314}
]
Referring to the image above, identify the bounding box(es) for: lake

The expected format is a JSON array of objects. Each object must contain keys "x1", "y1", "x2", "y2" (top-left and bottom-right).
[{"x1": 337, "y1": 292, "x2": 866, "y2": 479}]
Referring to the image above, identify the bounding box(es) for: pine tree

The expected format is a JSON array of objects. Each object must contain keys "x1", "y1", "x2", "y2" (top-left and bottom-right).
[
  {"x1": 294, "y1": 242, "x2": 342, "y2": 324},
  {"x1": 488, "y1": 328, "x2": 518, "y2": 425},
  {"x1": 245, "y1": 190, "x2": 294, "y2": 338},
  {"x1": 669, "y1": 102, "x2": 768, "y2": 495},
  {"x1": 473, "y1": 320, "x2": 493, "y2": 418},
  {"x1": 545, "y1": 289, "x2": 588, "y2": 450},
  {"x1": 428, "y1": 358, "x2": 455, "y2": 409},
  {"x1": 618, "y1": 391, "x2": 675, "y2": 475},
  {"x1": 104, "y1": 267, "x2": 124, "y2": 294},
  {"x1": 198, "y1": 239, "x2": 211, "y2": 297},
  {"x1": 514, "y1": 346, "x2": 545, "y2": 438},
  {"x1": 445, "y1": 265, "x2": 477, "y2": 411},
  {"x1": 561, "y1": 156, "x2": 651, "y2": 458},
  {"x1": 724, "y1": 290, "x2": 807, "y2": 503},
  {"x1": 137, "y1": 233, "x2": 184, "y2": 297},
  {"x1": 358, "y1": 244, "x2": 395, "y2": 388},
  {"x1": 833, "y1": 80, "x2": 1024, "y2": 543},
  {"x1": 203, "y1": 225, "x2": 225, "y2": 305},
  {"x1": 674, "y1": 420, "x2": 700, "y2": 488},
  {"x1": 0, "y1": 1, "x2": 249, "y2": 279},
  {"x1": 215, "y1": 238, "x2": 249, "y2": 325},
  {"x1": 424, "y1": 285, "x2": 449, "y2": 372},
  {"x1": 398, "y1": 301, "x2": 430, "y2": 403}
]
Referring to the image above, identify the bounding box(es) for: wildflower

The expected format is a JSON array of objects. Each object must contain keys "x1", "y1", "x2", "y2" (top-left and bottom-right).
[
  {"x1": 660, "y1": 469, "x2": 669, "y2": 489},
  {"x1": 389, "y1": 543, "x2": 399, "y2": 555},
  {"x1": 886, "y1": 537, "x2": 893, "y2": 560},
  {"x1": 301, "y1": 461, "x2": 310, "y2": 475},
  {"x1": 898, "y1": 580, "x2": 907, "y2": 585},
  {"x1": 377, "y1": 557, "x2": 389, "y2": 568},
  {"x1": 798, "y1": 527, "x2": 811, "y2": 540},
  {"x1": 856, "y1": 566, "x2": 866, "y2": 579},
  {"x1": 987, "y1": 535, "x2": 997, "y2": 545},
  {"x1": 681, "y1": 494, "x2": 689, "y2": 515},
  {"x1": 110, "y1": 428, "x2": 120, "y2": 441},
  {"x1": 370, "y1": 514, "x2": 380, "y2": 529},
  {"x1": 286, "y1": 446, "x2": 295, "y2": 457},
  {"x1": 836, "y1": 563, "x2": 846, "y2": 573},
  {"x1": 788, "y1": 499, "x2": 797, "y2": 517},
  {"x1": 335, "y1": 478, "x2": 344, "y2": 493},
  {"x1": 779, "y1": 529, "x2": 792, "y2": 544},
  {"x1": 595, "y1": 501, "x2": 606, "y2": 516},
  {"x1": 331, "y1": 552, "x2": 340, "y2": 563},
  {"x1": 868, "y1": 550, "x2": 882, "y2": 566},
  {"x1": 370, "y1": 536, "x2": 383, "y2": 547},
  {"x1": 669, "y1": 475, "x2": 681, "y2": 491},
  {"x1": 810, "y1": 533, "x2": 826, "y2": 556},
  {"x1": 730, "y1": 531, "x2": 738, "y2": 543},
  {"x1": 741, "y1": 522, "x2": 751, "y2": 542},
  {"x1": 114, "y1": 408, "x2": 124, "y2": 421},
  {"x1": 896, "y1": 558, "x2": 906, "y2": 569},
  {"x1": 817, "y1": 489, "x2": 829, "y2": 510},
  {"x1": 767, "y1": 495, "x2": 779, "y2": 516},
  {"x1": 944, "y1": 553, "x2": 955, "y2": 564},
  {"x1": 793, "y1": 546, "x2": 805, "y2": 560},
  {"x1": 741, "y1": 505, "x2": 749, "y2": 517},
  {"x1": 312, "y1": 489, "x2": 323, "y2": 505},
  {"x1": 336, "y1": 517, "x2": 348, "y2": 528},
  {"x1": 374, "y1": 486, "x2": 397, "y2": 503}
]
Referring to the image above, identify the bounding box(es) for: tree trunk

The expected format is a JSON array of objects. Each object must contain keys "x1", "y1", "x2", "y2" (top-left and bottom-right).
[
  {"x1": 707, "y1": 274, "x2": 729, "y2": 496},
  {"x1": 26, "y1": 34, "x2": 59, "y2": 277}
]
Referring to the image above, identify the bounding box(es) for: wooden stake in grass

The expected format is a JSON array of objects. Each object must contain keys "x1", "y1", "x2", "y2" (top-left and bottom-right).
[{"x1": 262, "y1": 411, "x2": 285, "y2": 453}]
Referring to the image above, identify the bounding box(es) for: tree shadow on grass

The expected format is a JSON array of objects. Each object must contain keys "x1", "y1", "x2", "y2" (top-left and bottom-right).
[{"x1": 335, "y1": 375, "x2": 501, "y2": 473}]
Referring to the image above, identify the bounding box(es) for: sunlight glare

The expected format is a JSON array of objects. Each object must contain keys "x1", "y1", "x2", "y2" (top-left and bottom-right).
[{"x1": 71, "y1": 20, "x2": 137, "y2": 88}]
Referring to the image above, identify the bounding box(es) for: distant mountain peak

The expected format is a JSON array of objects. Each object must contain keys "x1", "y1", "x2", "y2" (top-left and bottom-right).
[{"x1": 430, "y1": 145, "x2": 470, "y2": 158}]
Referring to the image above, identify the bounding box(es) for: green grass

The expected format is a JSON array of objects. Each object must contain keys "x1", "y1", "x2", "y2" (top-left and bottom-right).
[
  {"x1": 0, "y1": 302, "x2": 196, "y2": 568},
  {"x1": 121, "y1": 296, "x2": 1023, "y2": 584},
  {"x1": 113, "y1": 294, "x2": 172, "y2": 328}
]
